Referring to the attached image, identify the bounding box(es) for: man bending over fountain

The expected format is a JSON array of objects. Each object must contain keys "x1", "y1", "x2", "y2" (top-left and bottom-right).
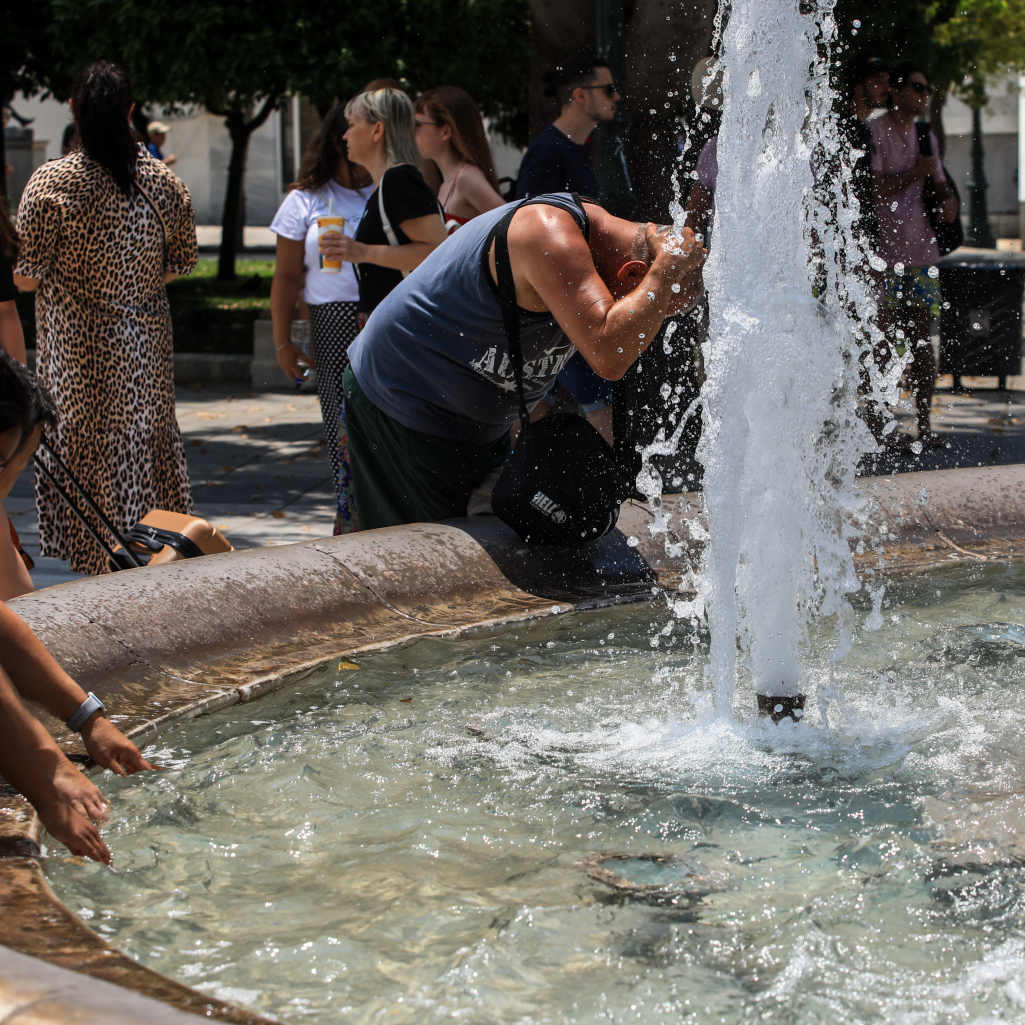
[
  {"x1": 0, "y1": 354, "x2": 155, "y2": 863},
  {"x1": 343, "y1": 193, "x2": 705, "y2": 528}
]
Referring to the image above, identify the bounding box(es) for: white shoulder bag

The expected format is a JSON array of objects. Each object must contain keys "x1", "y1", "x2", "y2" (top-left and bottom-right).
[{"x1": 377, "y1": 170, "x2": 444, "y2": 279}]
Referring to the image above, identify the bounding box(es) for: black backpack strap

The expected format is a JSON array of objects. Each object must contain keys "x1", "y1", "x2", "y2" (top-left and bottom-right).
[
  {"x1": 485, "y1": 208, "x2": 531, "y2": 425},
  {"x1": 480, "y1": 193, "x2": 589, "y2": 427}
]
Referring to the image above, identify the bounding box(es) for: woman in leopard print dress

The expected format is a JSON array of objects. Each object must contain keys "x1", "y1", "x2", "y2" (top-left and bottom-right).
[{"x1": 14, "y1": 62, "x2": 196, "y2": 575}]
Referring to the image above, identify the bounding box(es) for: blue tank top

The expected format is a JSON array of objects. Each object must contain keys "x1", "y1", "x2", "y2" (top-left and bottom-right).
[{"x1": 348, "y1": 193, "x2": 589, "y2": 446}]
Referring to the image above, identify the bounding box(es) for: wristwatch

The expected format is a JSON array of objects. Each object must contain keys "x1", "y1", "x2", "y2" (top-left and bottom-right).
[{"x1": 65, "y1": 692, "x2": 106, "y2": 732}]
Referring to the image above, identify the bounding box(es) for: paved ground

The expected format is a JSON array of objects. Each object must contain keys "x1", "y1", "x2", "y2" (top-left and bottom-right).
[
  {"x1": 7, "y1": 371, "x2": 1025, "y2": 592},
  {"x1": 7, "y1": 383, "x2": 335, "y2": 591}
]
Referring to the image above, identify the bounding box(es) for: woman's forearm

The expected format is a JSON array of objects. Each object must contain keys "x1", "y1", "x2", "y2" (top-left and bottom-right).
[
  {"x1": 359, "y1": 242, "x2": 439, "y2": 273},
  {"x1": 0, "y1": 602, "x2": 88, "y2": 721},
  {"x1": 270, "y1": 274, "x2": 304, "y2": 346}
]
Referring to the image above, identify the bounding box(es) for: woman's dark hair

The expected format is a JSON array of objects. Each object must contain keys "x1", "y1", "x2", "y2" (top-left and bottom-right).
[
  {"x1": 70, "y1": 61, "x2": 138, "y2": 197},
  {"x1": 415, "y1": 87, "x2": 502, "y2": 192},
  {"x1": 0, "y1": 201, "x2": 18, "y2": 263},
  {"x1": 293, "y1": 104, "x2": 371, "y2": 192},
  {"x1": 0, "y1": 351, "x2": 57, "y2": 453},
  {"x1": 890, "y1": 64, "x2": 929, "y2": 91}
]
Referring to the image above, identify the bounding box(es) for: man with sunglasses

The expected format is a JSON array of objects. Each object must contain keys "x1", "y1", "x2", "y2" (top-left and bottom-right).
[
  {"x1": 870, "y1": 64, "x2": 959, "y2": 449},
  {"x1": 514, "y1": 54, "x2": 623, "y2": 445},
  {"x1": 515, "y1": 53, "x2": 619, "y2": 203}
]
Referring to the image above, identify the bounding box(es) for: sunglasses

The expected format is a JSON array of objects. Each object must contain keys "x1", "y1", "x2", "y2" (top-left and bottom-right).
[{"x1": 578, "y1": 83, "x2": 618, "y2": 98}]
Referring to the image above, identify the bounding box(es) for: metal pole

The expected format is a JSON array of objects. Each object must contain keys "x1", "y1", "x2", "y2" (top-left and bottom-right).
[
  {"x1": 593, "y1": 0, "x2": 634, "y2": 217},
  {"x1": 966, "y1": 105, "x2": 996, "y2": 248}
]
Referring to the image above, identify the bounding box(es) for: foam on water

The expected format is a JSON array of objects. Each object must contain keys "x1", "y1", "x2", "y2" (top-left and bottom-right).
[{"x1": 46, "y1": 565, "x2": 1025, "y2": 1023}]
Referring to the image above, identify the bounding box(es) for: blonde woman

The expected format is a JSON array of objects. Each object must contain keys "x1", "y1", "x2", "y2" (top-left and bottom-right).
[
  {"x1": 328, "y1": 89, "x2": 446, "y2": 315},
  {"x1": 414, "y1": 87, "x2": 506, "y2": 232}
]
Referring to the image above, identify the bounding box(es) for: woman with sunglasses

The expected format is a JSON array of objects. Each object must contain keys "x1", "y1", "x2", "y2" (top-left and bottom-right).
[
  {"x1": 414, "y1": 87, "x2": 506, "y2": 233},
  {"x1": 870, "y1": 64, "x2": 958, "y2": 449}
]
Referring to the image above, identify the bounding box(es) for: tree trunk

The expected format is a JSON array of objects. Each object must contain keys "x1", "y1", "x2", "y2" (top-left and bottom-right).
[
  {"x1": 216, "y1": 94, "x2": 279, "y2": 283},
  {"x1": 218, "y1": 112, "x2": 250, "y2": 282},
  {"x1": 624, "y1": 0, "x2": 717, "y2": 221}
]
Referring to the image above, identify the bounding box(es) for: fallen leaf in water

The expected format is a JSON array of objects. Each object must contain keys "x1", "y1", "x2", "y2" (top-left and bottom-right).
[
  {"x1": 301, "y1": 525, "x2": 309, "y2": 531},
  {"x1": 337, "y1": 662, "x2": 360, "y2": 670},
  {"x1": 216, "y1": 524, "x2": 229, "y2": 531},
  {"x1": 190, "y1": 439, "x2": 201, "y2": 447},
  {"x1": 399, "y1": 698, "x2": 412, "y2": 703},
  {"x1": 220, "y1": 465, "x2": 234, "y2": 473},
  {"x1": 271, "y1": 510, "x2": 286, "y2": 518},
  {"x1": 232, "y1": 425, "x2": 248, "y2": 432}
]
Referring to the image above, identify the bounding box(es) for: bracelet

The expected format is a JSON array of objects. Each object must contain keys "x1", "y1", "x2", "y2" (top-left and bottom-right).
[
  {"x1": 65, "y1": 692, "x2": 105, "y2": 732},
  {"x1": 275, "y1": 341, "x2": 292, "y2": 352}
]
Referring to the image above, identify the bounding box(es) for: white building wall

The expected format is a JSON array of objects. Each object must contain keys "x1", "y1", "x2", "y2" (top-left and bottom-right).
[
  {"x1": 942, "y1": 73, "x2": 1020, "y2": 238},
  {"x1": 7, "y1": 93, "x2": 286, "y2": 227}
]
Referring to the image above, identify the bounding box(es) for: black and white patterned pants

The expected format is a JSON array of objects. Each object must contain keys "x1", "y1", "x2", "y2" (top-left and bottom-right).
[{"x1": 309, "y1": 300, "x2": 361, "y2": 532}]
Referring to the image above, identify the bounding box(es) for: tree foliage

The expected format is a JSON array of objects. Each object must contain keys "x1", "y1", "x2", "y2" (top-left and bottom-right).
[
  {"x1": 834, "y1": 0, "x2": 1025, "y2": 107},
  {"x1": 10, "y1": 0, "x2": 530, "y2": 276}
]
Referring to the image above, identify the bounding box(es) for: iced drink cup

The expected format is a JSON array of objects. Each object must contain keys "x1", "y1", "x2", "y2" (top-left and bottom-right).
[{"x1": 317, "y1": 216, "x2": 346, "y2": 272}]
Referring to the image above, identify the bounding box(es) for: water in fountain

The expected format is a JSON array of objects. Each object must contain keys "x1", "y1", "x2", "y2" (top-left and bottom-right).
[{"x1": 649, "y1": 0, "x2": 910, "y2": 719}]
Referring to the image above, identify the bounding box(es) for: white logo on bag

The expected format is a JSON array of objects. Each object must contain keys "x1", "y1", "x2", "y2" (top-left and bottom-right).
[{"x1": 531, "y1": 491, "x2": 567, "y2": 524}]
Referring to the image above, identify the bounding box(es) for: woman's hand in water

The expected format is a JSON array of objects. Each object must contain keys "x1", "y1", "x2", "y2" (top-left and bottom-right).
[
  {"x1": 80, "y1": 716, "x2": 157, "y2": 776},
  {"x1": 52, "y1": 759, "x2": 110, "y2": 823},
  {"x1": 37, "y1": 796, "x2": 112, "y2": 865}
]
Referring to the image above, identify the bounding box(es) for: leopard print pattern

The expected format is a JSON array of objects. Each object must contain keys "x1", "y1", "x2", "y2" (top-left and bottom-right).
[{"x1": 16, "y1": 147, "x2": 198, "y2": 575}]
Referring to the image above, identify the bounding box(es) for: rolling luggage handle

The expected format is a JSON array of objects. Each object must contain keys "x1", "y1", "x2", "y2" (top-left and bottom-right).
[{"x1": 33, "y1": 438, "x2": 144, "y2": 569}]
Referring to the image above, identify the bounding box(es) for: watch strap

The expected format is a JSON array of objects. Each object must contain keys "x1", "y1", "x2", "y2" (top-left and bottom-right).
[{"x1": 65, "y1": 692, "x2": 105, "y2": 732}]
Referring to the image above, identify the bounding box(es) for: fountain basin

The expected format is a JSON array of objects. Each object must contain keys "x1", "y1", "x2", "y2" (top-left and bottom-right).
[{"x1": 1, "y1": 464, "x2": 1024, "y2": 1022}]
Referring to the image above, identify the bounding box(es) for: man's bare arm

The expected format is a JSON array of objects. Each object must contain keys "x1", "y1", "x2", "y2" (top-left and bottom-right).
[{"x1": 501, "y1": 205, "x2": 705, "y2": 380}]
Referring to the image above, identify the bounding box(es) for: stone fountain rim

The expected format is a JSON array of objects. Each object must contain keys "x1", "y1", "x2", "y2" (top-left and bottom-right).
[{"x1": 1, "y1": 462, "x2": 1024, "y2": 1023}]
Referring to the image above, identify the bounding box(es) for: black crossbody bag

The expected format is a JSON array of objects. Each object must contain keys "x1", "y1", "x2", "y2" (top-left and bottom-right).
[
  {"x1": 916, "y1": 122, "x2": 963, "y2": 257},
  {"x1": 487, "y1": 200, "x2": 631, "y2": 546}
]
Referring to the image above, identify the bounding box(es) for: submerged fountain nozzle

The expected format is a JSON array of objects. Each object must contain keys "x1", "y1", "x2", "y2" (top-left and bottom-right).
[{"x1": 756, "y1": 693, "x2": 806, "y2": 724}]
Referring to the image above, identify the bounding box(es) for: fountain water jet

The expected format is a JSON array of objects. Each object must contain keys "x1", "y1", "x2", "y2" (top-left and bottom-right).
[{"x1": 661, "y1": 0, "x2": 908, "y2": 719}]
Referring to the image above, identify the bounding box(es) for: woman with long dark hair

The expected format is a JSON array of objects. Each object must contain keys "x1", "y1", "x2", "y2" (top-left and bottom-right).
[
  {"x1": 269, "y1": 105, "x2": 374, "y2": 533},
  {"x1": 13, "y1": 61, "x2": 197, "y2": 575},
  {"x1": 414, "y1": 87, "x2": 505, "y2": 232}
]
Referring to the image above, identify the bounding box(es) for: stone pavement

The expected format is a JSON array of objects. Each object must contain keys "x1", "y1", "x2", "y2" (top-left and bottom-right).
[
  {"x1": 6, "y1": 376, "x2": 1025, "y2": 592},
  {"x1": 6, "y1": 383, "x2": 335, "y2": 591}
]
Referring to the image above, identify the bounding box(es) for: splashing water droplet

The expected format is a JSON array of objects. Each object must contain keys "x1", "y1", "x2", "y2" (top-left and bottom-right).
[{"x1": 671, "y1": 283, "x2": 682, "y2": 293}]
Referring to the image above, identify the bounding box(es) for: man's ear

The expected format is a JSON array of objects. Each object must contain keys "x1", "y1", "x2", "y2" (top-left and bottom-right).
[{"x1": 616, "y1": 259, "x2": 649, "y2": 288}]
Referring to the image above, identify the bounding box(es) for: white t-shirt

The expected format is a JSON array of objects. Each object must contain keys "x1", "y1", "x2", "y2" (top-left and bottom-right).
[{"x1": 269, "y1": 180, "x2": 374, "y2": 305}]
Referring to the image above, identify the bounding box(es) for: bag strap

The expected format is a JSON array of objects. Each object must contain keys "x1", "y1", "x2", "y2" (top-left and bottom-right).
[
  {"x1": 483, "y1": 194, "x2": 589, "y2": 427},
  {"x1": 377, "y1": 169, "x2": 445, "y2": 279},
  {"x1": 490, "y1": 208, "x2": 531, "y2": 425}
]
